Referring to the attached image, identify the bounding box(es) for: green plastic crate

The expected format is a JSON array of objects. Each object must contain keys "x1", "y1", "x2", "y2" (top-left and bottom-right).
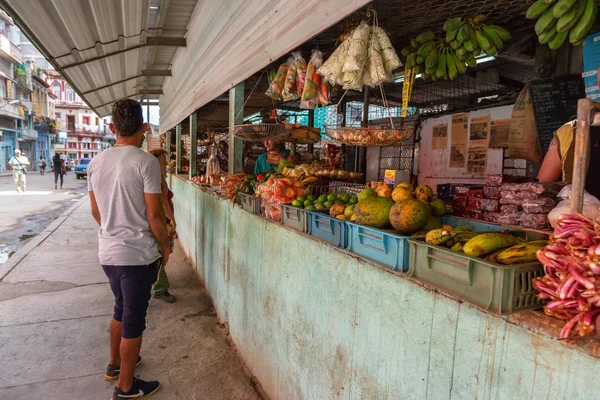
[{"x1": 407, "y1": 239, "x2": 545, "y2": 315}]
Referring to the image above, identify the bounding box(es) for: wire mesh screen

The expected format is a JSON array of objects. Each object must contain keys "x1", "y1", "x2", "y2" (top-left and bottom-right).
[{"x1": 377, "y1": 135, "x2": 415, "y2": 181}]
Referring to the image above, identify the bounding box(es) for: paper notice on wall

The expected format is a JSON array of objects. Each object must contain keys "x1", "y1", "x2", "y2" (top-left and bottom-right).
[
  {"x1": 450, "y1": 114, "x2": 468, "y2": 167},
  {"x1": 489, "y1": 119, "x2": 511, "y2": 148},
  {"x1": 469, "y1": 116, "x2": 491, "y2": 147},
  {"x1": 432, "y1": 124, "x2": 448, "y2": 150},
  {"x1": 467, "y1": 147, "x2": 487, "y2": 176}
]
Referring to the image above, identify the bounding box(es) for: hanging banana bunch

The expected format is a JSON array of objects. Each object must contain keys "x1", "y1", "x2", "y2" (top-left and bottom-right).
[
  {"x1": 526, "y1": 0, "x2": 597, "y2": 48},
  {"x1": 401, "y1": 32, "x2": 467, "y2": 81},
  {"x1": 445, "y1": 15, "x2": 511, "y2": 58}
]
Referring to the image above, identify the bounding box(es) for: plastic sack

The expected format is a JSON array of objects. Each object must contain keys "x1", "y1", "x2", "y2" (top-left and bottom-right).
[
  {"x1": 363, "y1": 26, "x2": 387, "y2": 87},
  {"x1": 523, "y1": 197, "x2": 556, "y2": 207},
  {"x1": 318, "y1": 80, "x2": 330, "y2": 106},
  {"x1": 520, "y1": 214, "x2": 549, "y2": 229},
  {"x1": 373, "y1": 26, "x2": 401, "y2": 76},
  {"x1": 319, "y1": 37, "x2": 351, "y2": 86},
  {"x1": 282, "y1": 55, "x2": 299, "y2": 101},
  {"x1": 500, "y1": 205, "x2": 519, "y2": 213},
  {"x1": 548, "y1": 184, "x2": 600, "y2": 228},
  {"x1": 521, "y1": 182, "x2": 560, "y2": 195},
  {"x1": 296, "y1": 53, "x2": 307, "y2": 98},
  {"x1": 484, "y1": 186, "x2": 502, "y2": 199},
  {"x1": 499, "y1": 197, "x2": 523, "y2": 206},
  {"x1": 301, "y1": 50, "x2": 324, "y2": 109},
  {"x1": 522, "y1": 204, "x2": 554, "y2": 214},
  {"x1": 481, "y1": 198, "x2": 500, "y2": 212},
  {"x1": 343, "y1": 21, "x2": 370, "y2": 72},
  {"x1": 266, "y1": 62, "x2": 290, "y2": 99},
  {"x1": 500, "y1": 191, "x2": 518, "y2": 199},
  {"x1": 516, "y1": 191, "x2": 544, "y2": 200},
  {"x1": 483, "y1": 212, "x2": 500, "y2": 223}
]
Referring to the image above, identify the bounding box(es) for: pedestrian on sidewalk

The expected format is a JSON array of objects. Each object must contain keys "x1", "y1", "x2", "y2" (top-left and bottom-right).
[
  {"x1": 51, "y1": 152, "x2": 65, "y2": 190},
  {"x1": 88, "y1": 99, "x2": 169, "y2": 400},
  {"x1": 148, "y1": 148, "x2": 177, "y2": 303},
  {"x1": 8, "y1": 149, "x2": 29, "y2": 193},
  {"x1": 39, "y1": 156, "x2": 47, "y2": 175}
]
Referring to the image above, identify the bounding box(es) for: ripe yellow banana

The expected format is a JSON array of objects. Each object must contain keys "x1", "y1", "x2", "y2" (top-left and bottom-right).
[
  {"x1": 496, "y1": 240, "x2": 548, "y2": 265},
  {"x1": 425, "y1": 228, "x2": 453, "y2": 245},
  {"x1": 463, "y1": 233, "x2": 523, "y2": 258}
]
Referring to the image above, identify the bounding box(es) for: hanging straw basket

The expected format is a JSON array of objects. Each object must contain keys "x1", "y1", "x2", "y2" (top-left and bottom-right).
[
  {"x1": 232, "y1": 123, "x2": 291, "y2": 142},
  {"x1": 324, "y1": 125, "x2": 413, "y2": 147}
]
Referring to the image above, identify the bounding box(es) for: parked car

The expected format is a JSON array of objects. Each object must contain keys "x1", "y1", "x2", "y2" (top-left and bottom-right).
[{"x1": 74, "y1": 157, "x2": 91, "y2": 179}]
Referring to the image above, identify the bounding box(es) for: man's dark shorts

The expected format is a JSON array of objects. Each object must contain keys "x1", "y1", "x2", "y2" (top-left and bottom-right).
[{"x1": 102, "y1": 260, "x2": 160, "y2": 339}]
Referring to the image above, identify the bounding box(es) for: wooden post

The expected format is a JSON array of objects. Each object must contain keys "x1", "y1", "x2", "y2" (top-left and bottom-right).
[
  {"x1": 357, "y1": 86, "x2": 370, "y2": 174},
  {"x1": 175, "y1": 123, "x2": 182, "y2": 174},
  {"x1": 307, "y1": 109, "x2": 315, "y2": 154},
  {"x1": 165, "y1": 130, "x2": 171, "y2": 152},
  {"x1": 189, "y1": 112, "x2": 198, "y2": 179},
  {"x1": 572, "y1": 99, "x2": 596, "y2": 213},
  {"x1": 229, "y1": 81, "x2": 244, "y2": 174}
]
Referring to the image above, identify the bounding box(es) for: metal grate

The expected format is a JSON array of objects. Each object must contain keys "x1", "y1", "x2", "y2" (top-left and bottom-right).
[{"x1": 377, "y1": 135, "x2": 415, "y2": 181}]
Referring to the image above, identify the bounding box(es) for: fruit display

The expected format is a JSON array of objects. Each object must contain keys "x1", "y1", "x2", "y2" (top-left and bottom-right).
[
  {"x1": 533, "y1": 214, "x2": 600, "y2": 339},
  {"x1": 314, "y1": 169, "x2": 363, "y2": 181},
  {"x1": 285, "y1": 123, "x2": 322, "y2": 144},
  {"x1": 257, "y1": 177, "x2": 307, "y2": 205},
  {"x1": 526, "y1": 0, "x2": 597, "y2": 48},
  {"x1": 401, "y1": 16, "x2": 510, "y2": 80},
  {"x1": 389, "y1": 199, "x2": 430, "y2": 234},
  {"x1": 291, "y1": 191, "x2": 358, "y2": 217},
  {"x1": 354, "y1": 196, "x2": 395, "y2": 229},
  {"x1": 324, "y1": 126, "x2": 413, "y2": 147},
  {"x1": 424, "y1": 227, "x2": 548, "y2": 266}
]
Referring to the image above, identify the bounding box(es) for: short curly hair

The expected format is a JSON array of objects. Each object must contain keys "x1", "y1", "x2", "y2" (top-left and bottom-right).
[{"x1": 111, "y1": 99, "x2": 144, "y2": 136}]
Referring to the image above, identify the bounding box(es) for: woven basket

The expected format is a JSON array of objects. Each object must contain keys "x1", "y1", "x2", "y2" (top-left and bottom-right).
[
  {"x1": 232, "y1": 123, "x2": 291, "y2": 142},
  {"x1": 324, "y1": 125, "x2": 413, "y2": 147}
]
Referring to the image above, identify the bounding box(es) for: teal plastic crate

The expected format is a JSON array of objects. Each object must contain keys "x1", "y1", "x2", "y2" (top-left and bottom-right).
[
  {"x1": 307, "y1": 210, "x2": 347, "y2": 248},
  {"x1": 239, "y1": 193, "x2": 261, "y2": 215},
  {"x1": 345, "y1": 222, "x2": 416, "y2": 272},
  {"x1": 281, "y1": 205, "x2": 308, "y2": 233},
  {"x1": 407, "y1": 239, "x2": 545, "y2": 315}
]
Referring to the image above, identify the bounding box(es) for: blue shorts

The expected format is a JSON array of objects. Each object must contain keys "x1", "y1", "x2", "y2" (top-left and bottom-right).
[{"x1": 102, "y1": 260, "x2": 160, "y2": 339}]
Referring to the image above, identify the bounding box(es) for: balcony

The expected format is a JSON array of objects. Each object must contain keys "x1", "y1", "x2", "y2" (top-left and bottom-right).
[
  {"x1": 18, "y1": 129, "x2": 38, "y2": 141},
  {"x1": 0, "y1": 103, "x2": 24, "y2": 120},
  {"x1": 0, "y1": 34, "x2": 21, "y2": 64}
]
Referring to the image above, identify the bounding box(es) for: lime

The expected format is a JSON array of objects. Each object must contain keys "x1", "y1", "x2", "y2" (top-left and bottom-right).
[
  {"x1": 327, "y1": 194, "x2": 337, "y2": 202},
  {"x1": 307, "y1": 194, "x2": 316, "y2": 201},
  {"x1": 337, "y1": 193, "x2": 345, "y2": 199},
  {"x1": 349, "y1": 196, "x2": 359, "y2": 205},
  {"x1": 318, "y1": 194, "x2": 328, "y2": 203},
  {"x1": 303, "y1": 199, "x2": 314, "y2": 207},
  {"x1": 324, "y1": 201, "x2": 333, "y2": 208},
  {"x1": 297, "y1": 195, "x2": 307, "y2": 203},
  {"x1": 292, "y1": 200, "x2": 303, "y2": 208},
  {"x1": 334, "y1": 199, "x2": 345, "y2": 205},
  {"x1": 305, "y1": 205, "x2": 316, "y2": 211},
  {"x1": 341, "y1": 193, "x2": 351, "y2": 203},
  {"x1": 314, "y1": 202, "x2": 325, "y2": 210}
]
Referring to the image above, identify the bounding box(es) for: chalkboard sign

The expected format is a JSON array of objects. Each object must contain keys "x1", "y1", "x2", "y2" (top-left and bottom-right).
[{"x1": 529, "y1": 76, "x2": 585, "y2": 155}]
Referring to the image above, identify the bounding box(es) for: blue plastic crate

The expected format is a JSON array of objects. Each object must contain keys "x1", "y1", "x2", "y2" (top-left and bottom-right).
[
  {"x1": 307, "y1": 210, "x2": 347, "y2": 248},
  {"x1": 345, "y1": 222, "x2": 415, "y2": 272}
]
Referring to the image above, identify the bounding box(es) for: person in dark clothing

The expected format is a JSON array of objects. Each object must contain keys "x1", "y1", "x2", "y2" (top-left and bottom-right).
[{"x1": 51, "y1": 153, "x2": 65, "y2": 190}]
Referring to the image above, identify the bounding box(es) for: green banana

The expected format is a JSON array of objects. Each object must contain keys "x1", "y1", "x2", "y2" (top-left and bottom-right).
[
  {"x1": 450, "y1": 242, "x2": 464, "y2": 252},
  {"x1": 572, "y1": 37, "x2": 585, "y2": 46},
  {"x1": 549, "y1": 30, "x2": 569, "y2": 49},
  {"x1": 527, "y1": 0, "x2": 552, "y2": 19},
  {"x1": 553, "y1": 0, "x2": 578, "y2": 18},
  {"x1": 484, "y1": 44, "x2": 498, "y2": 56},
  {"x1": 456, "y1": 59, "x2": 467, "y2": 74},
  {"x1": 462, "y1": 233, "x2": 523, "y2": 258},
  {"x1": 455, "y1": 46, "x2": 467, "y2": 57},
  {"x1": 425, "y1": 49, "x2": 438, "y2": 69},
  {"x1": 496, "y1": 240, "x2": 548, "y2": 265},
  {"x1": 446, "y1": 52, "x2": 458, "y2": 80},
  {"x1": 425, "y1": 228, "x2": 453, "y2": 245},
  {"x1": 405, "y1": 53, "x2": 415, "y2": 69},
  {"x1": 463, "y1": 40, "x2": 476, "y2": 52},
  {"x1": 488, "y1": 25, "x2": 511, "y2": 41},
  {"x1": 482, "y1": 25, "x2": 504, "y2": 50},
  {"x1": 416, "y1": 55, "x2": 425, "y2": 64},
  {"x1": 544, "y1": 0, "x2": 558, "y2": 3},
  {"x1": 457, "y1": 23, "x2": 470, "y2": 43},
  {"x1": 569, "y1": 0, "x2": 597, "y2": 44},
  {"x1": 435, "y1": 52, "x2": 447, "y2": 79},
  {"x1": 416, "y1": 31, "x2": 436, "y2": 44},
  {"x1": 556, "y1": 2, "x2": 579, "y2": 32},
  {"x1": 411, "y1": 39, "x2": 419, "y2": 48},
  {"x1": 535, "y1": 7, "x2": 557, "y2": 36},
  {"x1": 417, "y1": 41, "x2": 435, "y2": 57},
  {"x1": 557, "y1": 0, "x2": 586, "y2": 32},
  {"x1": 475, "y1": 29, "x2": 492, "y2": 50},
  {"x1": 401, "y1": 45, "x2": 416, "y2": 57},
  {"x1": 539, "y1": 23, "x2": 558, "y2": 44},
  {"x1": 465, "y1": 54, "x2": 477, "y2": 68},
  {"x1": 444, "y1": 17, "x2": 464, "y2": 32},
  {"x1": 450, "y1": 39, "x2": 462, "y2": 49}
]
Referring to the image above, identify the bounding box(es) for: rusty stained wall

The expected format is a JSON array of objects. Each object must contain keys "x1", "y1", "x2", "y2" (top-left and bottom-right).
[
  {"x1": 169, "y1": 176, "x2": 600, "y2": 400},
  {"x1": 418, "y1": 105, "x2": 514, "y2": 190}
]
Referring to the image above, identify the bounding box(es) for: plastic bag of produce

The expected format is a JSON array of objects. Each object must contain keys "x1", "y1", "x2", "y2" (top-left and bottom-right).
[
  {"x1": 484, "y1": 186, "x2": 502, "y2": 199},
  {"x1": 319, "y1": 37, "x2": 351, "y2": 86},
  {"x1": 547, "y1": 184, "x2": 600, "y2": 228},
  {"x1": 342, "y1": 68, "x2": 364, "y2": 91},
  {"x1": 500, "y1": 205, "x2": 519, "y2": 213},
  {"x1": 266, "y1": 61, "x2": 290, "y2": 99},
  {"x1": 318, "y1": 80, "x2": 330, "y2": 106},
  {"x1": 515, "y1": 191, "x2": 544, "y2": 200},
  {"x1": 295, "y1": 52, "x2": 307, "y2": 98},
  {"x1": 499, "y1": 197, "x2": 524, "y2": 206},
  {"x1": 481, "y1": 198, "x2": 500, "y2": 212},
  {"x1": 301, "y1": 50, "x2": 324, "y2": 106},
  {"x1": 523, "y1": 197, "x2": 556, "y2": 207},
  {"x1": 343, "y1": 21, "x2": 370, "y2": 72},
  {"x1": 282, "y1": 54, "x2": 299, "y2": 101},
  {"x1": 363, "y1": 27, "x2": 387, "y2": 87},
  {"x1": 520, "y1": 214, "x2": 549, "y2": 229},
  {"x1": 501, "y1": 183, "x2": 524, "y2": 191},
  {"x1": 373, "y1": 26, "x2": 401, "y2": 77},
  {"x1": 521, "y1": 182, "x2": 560, "y2": 195},
  {"x1": 522, "y1": 204, "x2": 554, "y2": 214}
]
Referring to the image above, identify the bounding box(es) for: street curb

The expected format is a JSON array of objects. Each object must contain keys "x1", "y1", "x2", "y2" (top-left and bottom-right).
[{"x1": 0, "y1": 196, "x2": 88, "y2": 281}]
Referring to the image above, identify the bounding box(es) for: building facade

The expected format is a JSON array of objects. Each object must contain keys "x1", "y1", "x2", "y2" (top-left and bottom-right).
[{"x1": 48, "y1": 70, "x2": 114, "y2": 162}]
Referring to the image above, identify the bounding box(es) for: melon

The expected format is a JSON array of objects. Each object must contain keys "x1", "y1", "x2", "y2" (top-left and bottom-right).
[
  {"x1": 429, "y1": 199, "x2": 447, "y2": 216},
  {"x1": 389, "y1": 199, "x2": 430, "y2": 234}
]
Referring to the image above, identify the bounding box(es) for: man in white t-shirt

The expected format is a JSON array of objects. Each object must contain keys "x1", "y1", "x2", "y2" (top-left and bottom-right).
[
  {"x1": 8, "y1": 149, "x2": 30, "y2": 193},
  {"x1": 88, "y1": 99, "x2": 170, "y2": 399}
]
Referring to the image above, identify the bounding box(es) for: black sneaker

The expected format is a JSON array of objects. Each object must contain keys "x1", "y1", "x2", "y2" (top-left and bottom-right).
[
  {"x1": 153, "y1": 291, "x2": 176, "y2": 303},
  {"x1": 112, "y1": 376, "x2": 160, "y2": 399},
  {"x1": 105, "y1": 356, "x2": 142, "y2": 381}
]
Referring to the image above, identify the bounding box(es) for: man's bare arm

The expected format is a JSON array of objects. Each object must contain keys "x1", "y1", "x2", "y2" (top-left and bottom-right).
[
  {"x1": 537, "y1": 137, "x2": 562, "y2": 183},
  {"x1": 145, "y1": 193, "x2": 171, "y2": 265},
  {"x1": 89, "y1": 191, "x2": 101, "y2": 226}
]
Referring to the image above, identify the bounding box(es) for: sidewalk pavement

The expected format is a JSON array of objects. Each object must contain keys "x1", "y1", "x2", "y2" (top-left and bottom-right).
[{"x1": 0, "y1": 197, "x2": 260, "y2": 400}]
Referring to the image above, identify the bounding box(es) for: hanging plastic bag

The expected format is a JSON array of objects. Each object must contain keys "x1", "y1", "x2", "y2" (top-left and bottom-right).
[
  {"x1": 301, "y1": 50, "x2": 324, "y2": 109},
  {"x1": 342, "y1": 68, "x2": 364, "y2": 92},
  {"x1": 265, "y1": 59, "x2": 290, "y2": 99},
  {"x1": 547, "y1": 184, "x2": 600, "y2": 228},
  {"x1": 295, "y1": 52, "x2": 307, "y2": 98},
  {"x1": 373, "y1": 26, "x2": 401, "y2": 77},
  {"x1": 318, "y1": 80, "x2": 330, "y2": 106},
  {"x1": 364, "y1": 26, "x2": 387, "y2": 87},
  {"x1": 282, "y1": 55, "x2": 299, "y2": 101},
  {"x1": 319, "y1": 37, "x2": 352, "y2": 86},
  {"x1": 342, "y1": 21, "x2": 370, "y2": 72}
]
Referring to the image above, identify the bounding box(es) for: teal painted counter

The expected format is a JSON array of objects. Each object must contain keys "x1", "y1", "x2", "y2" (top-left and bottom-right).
[{"x1": 169, "y1": 175, "x2": 600, "y2": 400}]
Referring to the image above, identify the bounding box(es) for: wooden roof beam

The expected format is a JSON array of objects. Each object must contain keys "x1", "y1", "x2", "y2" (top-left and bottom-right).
[{"x1": 142, "y1": 69, "x2": 172, "y2": 77}]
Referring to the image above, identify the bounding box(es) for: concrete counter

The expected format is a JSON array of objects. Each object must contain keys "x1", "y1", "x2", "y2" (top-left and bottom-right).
[{"x1": 169, "y1": 175, "x2": 600, "y2": 400}]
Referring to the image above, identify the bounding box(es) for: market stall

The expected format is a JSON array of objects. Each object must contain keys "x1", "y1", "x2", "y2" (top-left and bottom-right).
[{"x1": 161, "y1": 1, "x2": 600, "y2": 398}]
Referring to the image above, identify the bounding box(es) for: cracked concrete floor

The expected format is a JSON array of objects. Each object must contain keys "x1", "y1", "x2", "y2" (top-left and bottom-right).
[{"x1": 0, "y1": 199, "x2": 260, "y2": 400}]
